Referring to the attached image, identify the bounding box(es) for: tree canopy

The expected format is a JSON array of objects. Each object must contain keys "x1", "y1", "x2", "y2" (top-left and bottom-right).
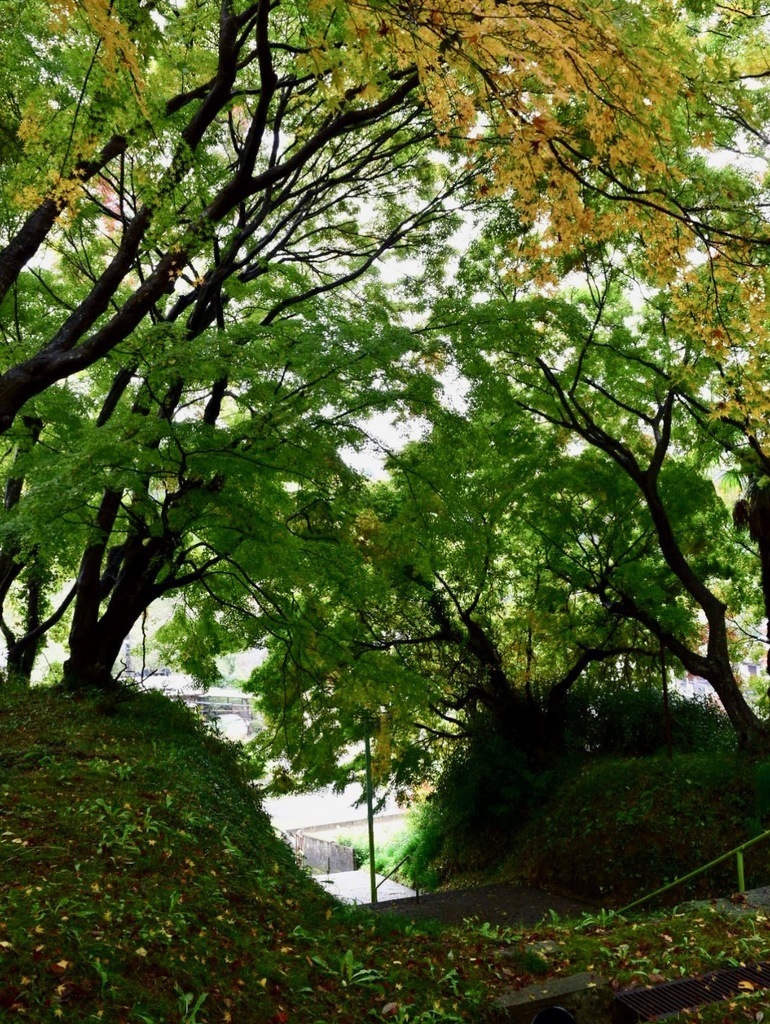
[{"x1": 4, "y1": 0, "x2": 770, "y2": 776}]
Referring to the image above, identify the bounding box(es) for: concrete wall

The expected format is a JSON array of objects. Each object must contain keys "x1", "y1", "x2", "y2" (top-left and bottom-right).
[{"x1": 290, "y1": 831, "x2": 356, "y2": 873}]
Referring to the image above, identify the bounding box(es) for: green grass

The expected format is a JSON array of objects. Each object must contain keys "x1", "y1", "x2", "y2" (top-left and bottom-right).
[
  {"x1": 425, "y1": 751, "x2": 770, "y2": 907},
  {"x1": 0, "y1": 688, "x2": 500, "y2": 1023},
  {"x1": 508, "y1": 752, "x2": 770, "y2": 906},
  {"x1": 4, "y1": 687, "x2": 770, "y2": 1023},
  {"x1": 504, "y1": 903, "x2": 770, "y2": 1023}
]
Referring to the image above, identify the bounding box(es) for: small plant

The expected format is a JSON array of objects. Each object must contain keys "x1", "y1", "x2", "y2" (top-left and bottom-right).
[
  {"x1": 176, "y1": 986, "x2": 208, "y2": 1023},
  {"x1": 472, "y1": 920, "x2": 520, "y2": 943},
  {"x1": 575, "y1": 908, "x2": 623, "y2": 931},
  {"x1": 509, "y1": 949, "x2": 552, "y2": 976}
]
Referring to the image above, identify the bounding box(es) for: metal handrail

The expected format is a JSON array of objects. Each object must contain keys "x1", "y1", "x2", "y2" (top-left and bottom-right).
[
  {"x1": 619, "y1": 826, "x2": 770, "y2": 915},
  {"x1": 376, "y1": 852, "x2": 411, "y2": 889},
  {"x1": 375, "y1": 852, "x2": 420, "y2": 901}
]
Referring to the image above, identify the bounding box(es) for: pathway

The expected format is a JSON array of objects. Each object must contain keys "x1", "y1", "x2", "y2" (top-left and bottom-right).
[
  {"x1": 315, "y1": 867, "x2": 416, "y2": 904},
  {"x1": 365, "y1": 882, "x2": 597, "y2": 927}
]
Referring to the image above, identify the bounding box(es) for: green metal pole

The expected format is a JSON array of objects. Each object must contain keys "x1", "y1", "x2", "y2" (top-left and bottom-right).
[
  {"x1": 737, "y1": 849, "x2": 746, "y2": 893},
  {"x1": 660, "y1": 641, "x2": 673, "y2": 760},
  {"x1": 364, "y1": 729, "x2": 377, "y2": 904}
]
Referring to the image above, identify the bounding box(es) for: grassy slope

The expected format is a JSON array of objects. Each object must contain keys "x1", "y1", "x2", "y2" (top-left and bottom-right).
[
  {"x1": 509, "y1": 753, "x2": 770, "y2": 907},
  {"x1": 428, "y1": 750, "x2": 770, "y2": 909},
  {"x1": 4, "y1": 689, "x2": 770, "y2": 1024},
  {"x1": 0, "y1": 689, "x2": 505, "y2": 1024}
]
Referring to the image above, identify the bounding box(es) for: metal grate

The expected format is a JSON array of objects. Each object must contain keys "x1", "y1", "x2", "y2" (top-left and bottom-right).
[{"x1": 613, "y1": 961, "x2": 770, "y2": 1022}]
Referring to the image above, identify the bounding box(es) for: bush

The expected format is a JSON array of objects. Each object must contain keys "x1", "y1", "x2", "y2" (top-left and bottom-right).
[
  {"x1": 383, "y1": 800, "x2": 444, "y2": 890},
  {"x1": 562, "y1": 686, "x2": 736, "y2": 757},
  {"x1": 337, "y1": 801, "x2": 444, "y2": 890},
  {"x1": 398, "y1": 688, "x2": 738, "y2": 893},
  {"x1": 414, "y1": 716, "x2": 554, "y2": 876}
]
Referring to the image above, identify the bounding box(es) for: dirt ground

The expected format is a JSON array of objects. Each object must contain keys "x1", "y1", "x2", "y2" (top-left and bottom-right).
[{"x1": 368, "y1": 883, "x2": 597, "y2": 928}]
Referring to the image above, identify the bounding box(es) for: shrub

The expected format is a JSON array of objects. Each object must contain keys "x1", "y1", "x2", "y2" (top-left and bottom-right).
[
  {"x1": 337, "y1": 801, "x2": 444, "y2": 890},
  {"x1": 562, "y1": 685, "x2": 736, "y2": 757},
  {"x1": 383, "y1": 800, "x2": 444, "y2": 890},
  {"x1": 400, "y1": 688, "x2": 738, "y2": 892},
  {"x1": 414, "y1": 715, "x2": 554, "y2": 876}
]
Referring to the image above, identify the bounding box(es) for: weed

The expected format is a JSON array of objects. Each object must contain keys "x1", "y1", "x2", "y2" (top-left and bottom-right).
[
  {"x1": 575, "y1": 908, "x2": 623, "y2": 931},
  {"x1": 175, "y1": 986, "x2": 208, "y2": 1023},
  {"x1": 471, "y1": 920, "x2": 520, "y2": 943}
]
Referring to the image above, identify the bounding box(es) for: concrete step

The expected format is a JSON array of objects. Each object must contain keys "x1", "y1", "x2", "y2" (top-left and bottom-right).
[{"x1": 490, "y1": 972, "x2": 613, "y2": 1023}]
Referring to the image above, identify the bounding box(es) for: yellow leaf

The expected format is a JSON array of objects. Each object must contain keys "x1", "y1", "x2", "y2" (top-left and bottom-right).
[
  {"x1": 739, "y1": 981, "x2": 756, "y2": 991},
  {"x1": 135, "y1": 947, "x2": 148, "y2": 958}
]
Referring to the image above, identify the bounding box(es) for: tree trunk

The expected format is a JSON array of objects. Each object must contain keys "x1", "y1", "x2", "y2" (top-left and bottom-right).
[
  {"x1": 62, "y1": 573, "x2": 153, "y2": 691},
  {"x1": 63, "y1": 520, "x2": 173, "y2": 692},
  {"x1": 759, "y1": 543, "x2": 770, "y2": 681},
  {"x1": 4, "y1": 575, "x2": 43, "y2": 687},
  {"x1": 703, "y1": 656, "x2": 770, "y2": 753},
  {"x1": 62, "y1": 628, "x2": 126, "y2": 692}
]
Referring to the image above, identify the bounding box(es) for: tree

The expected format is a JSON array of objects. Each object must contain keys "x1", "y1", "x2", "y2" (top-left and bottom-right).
[
  {"x1": 0, "y1": 0, "x2": 468, "y2": 687},
  {"x1": 2, "y1": 0, "x2": 765, "y2": 430},
  {"x1": 3, "y1": 0, "x2": 770, "y2": 696},
  {"x1": 247, "y1": 402, "x2": 679, "y2": 788},
  {"x1": 0, "y1": 286, "x2": 437, "y2": 690},
  {"x1": 441, "y1": 254, "x2": 770, "y2": 750}
]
